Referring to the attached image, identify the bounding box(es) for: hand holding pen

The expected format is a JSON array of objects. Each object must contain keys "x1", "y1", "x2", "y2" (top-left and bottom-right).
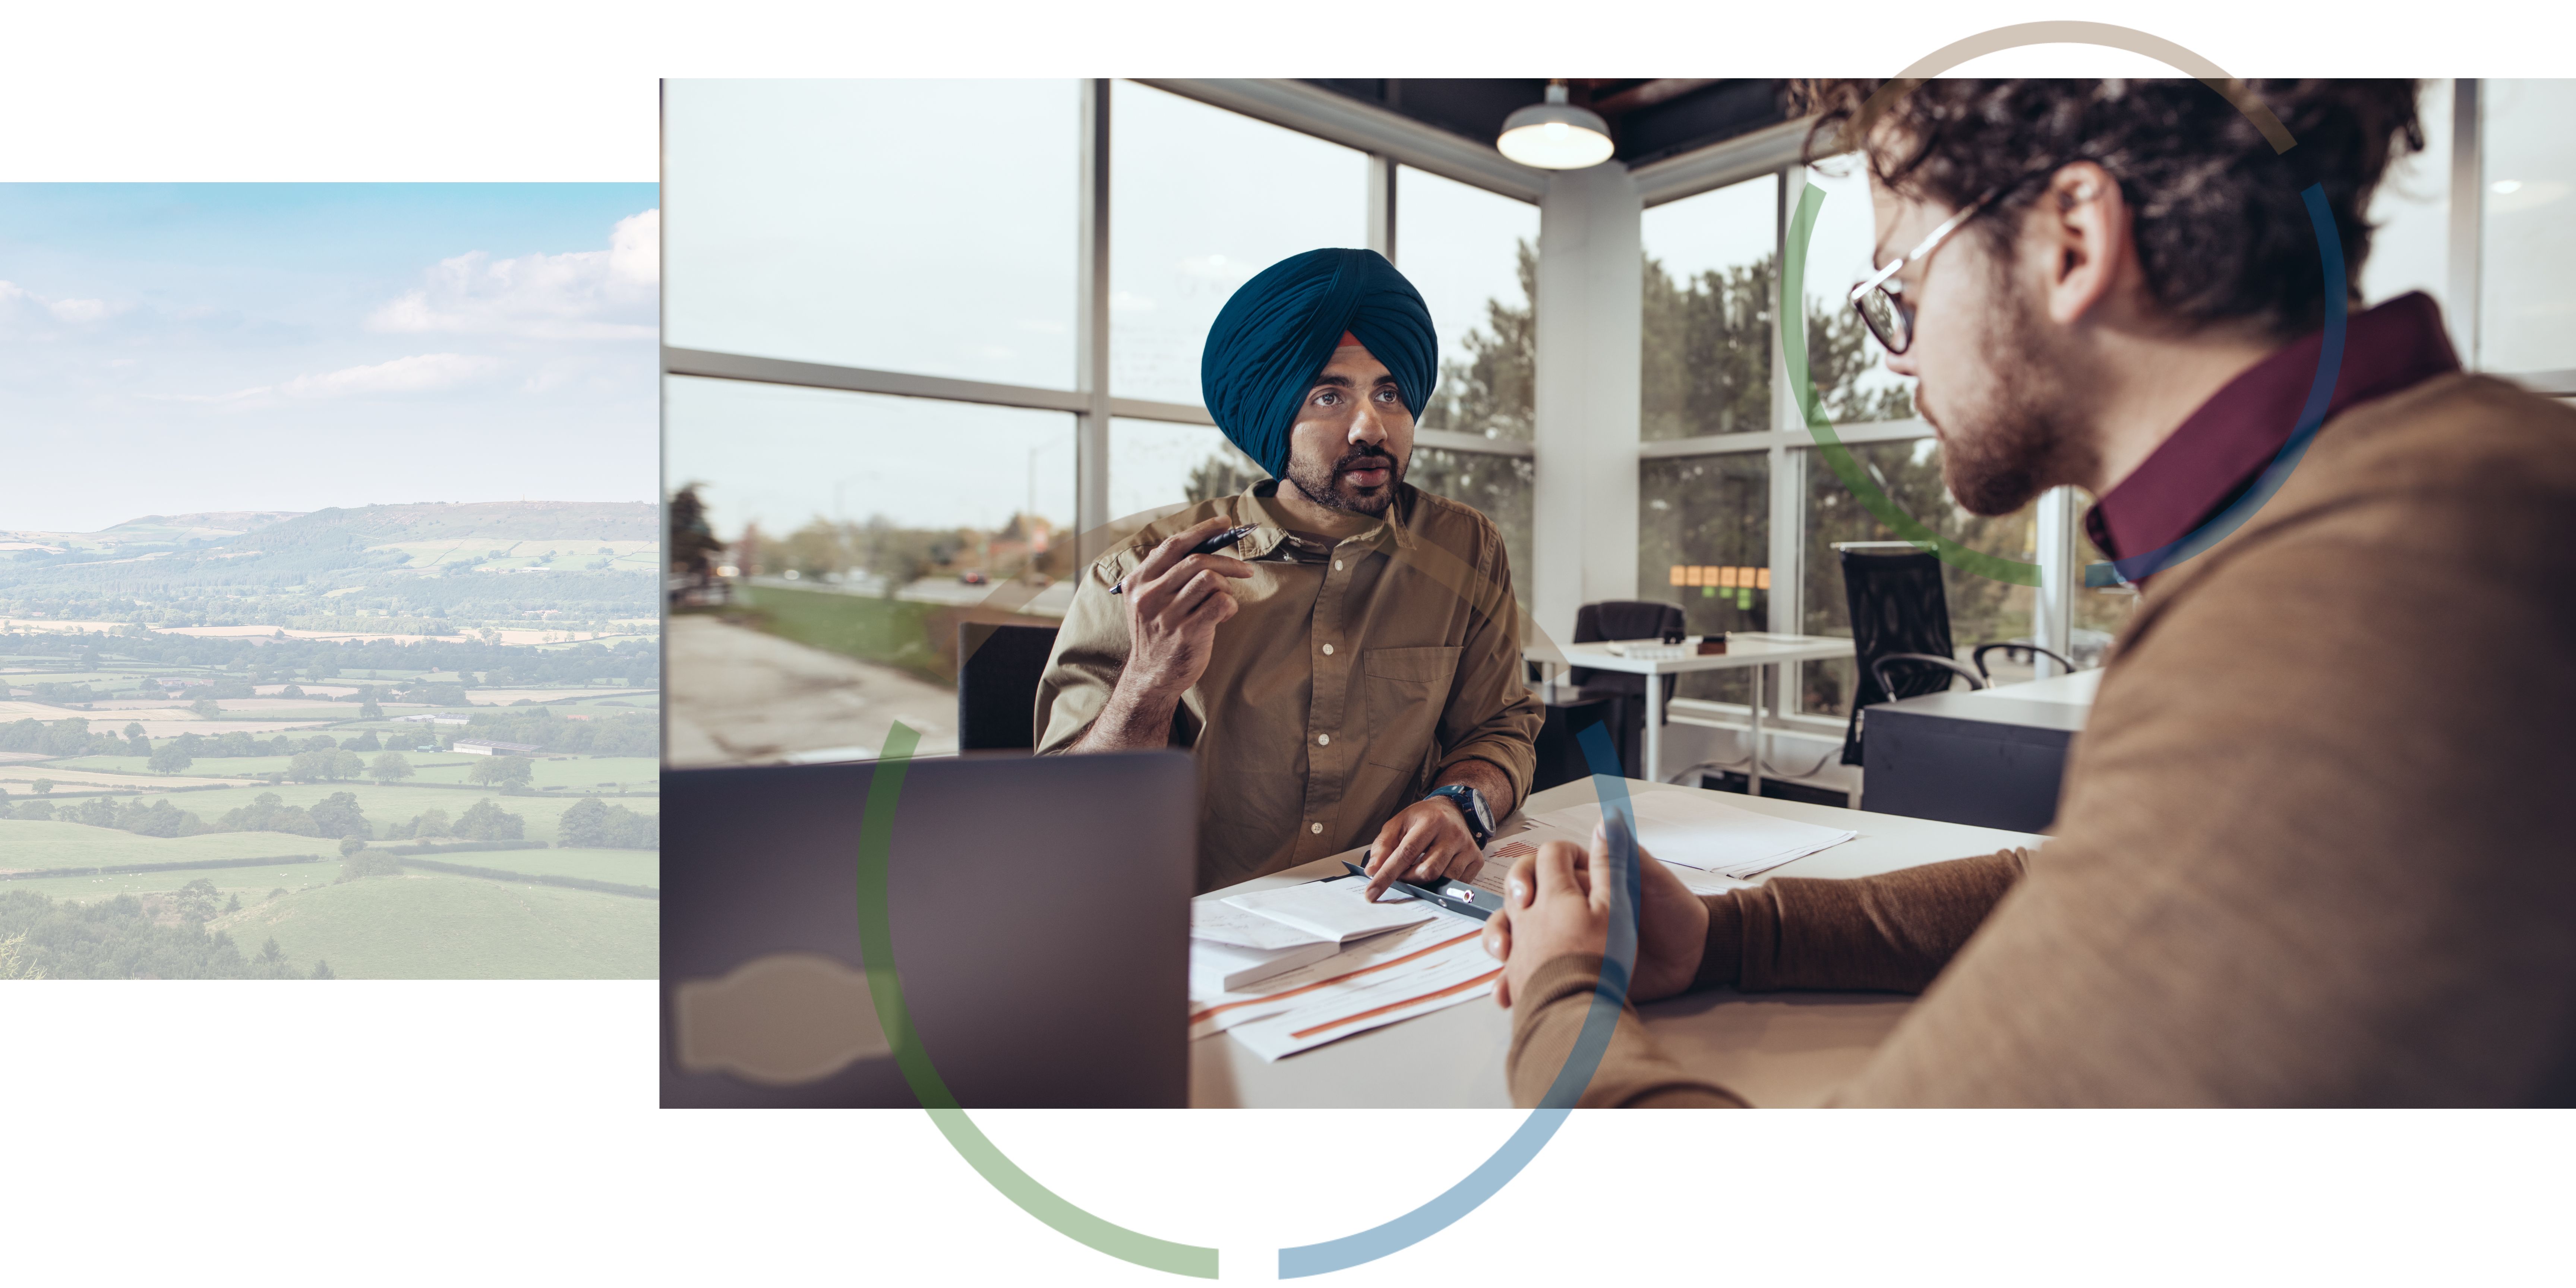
[{"x1": 1109, "y1": 517, "x2": 1256, "y2": 702}]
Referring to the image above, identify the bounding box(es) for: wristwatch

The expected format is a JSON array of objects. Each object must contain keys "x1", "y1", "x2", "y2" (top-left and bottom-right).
[{"x1": 1423, "y1": 783, "x2": 1494, "y2": 850}]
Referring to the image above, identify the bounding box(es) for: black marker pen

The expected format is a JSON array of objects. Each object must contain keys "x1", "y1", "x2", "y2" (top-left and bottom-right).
[{"x1": 1109, "y1": 524, "x2": 1257, "y2": 594}]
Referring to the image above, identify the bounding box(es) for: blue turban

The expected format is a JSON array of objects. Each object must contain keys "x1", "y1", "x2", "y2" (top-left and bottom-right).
[{"x1": 1199, "y1": 248, "x2": 1437, "y2": 479}]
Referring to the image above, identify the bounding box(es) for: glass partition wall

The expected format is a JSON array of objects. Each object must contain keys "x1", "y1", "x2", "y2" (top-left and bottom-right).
[{"x1": 666, "y1": 78, "x2": 2553, "y2": 774}]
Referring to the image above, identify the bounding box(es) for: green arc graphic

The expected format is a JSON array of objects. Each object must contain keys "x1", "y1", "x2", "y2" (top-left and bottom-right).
[{"x1": 853, "y1": 721, "x2": 1220, "y2": 1279}]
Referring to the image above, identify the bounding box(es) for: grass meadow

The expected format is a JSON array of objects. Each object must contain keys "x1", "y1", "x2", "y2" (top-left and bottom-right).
[{"x1": 205, "y1": 871, "x2": 657, "y2": 978}]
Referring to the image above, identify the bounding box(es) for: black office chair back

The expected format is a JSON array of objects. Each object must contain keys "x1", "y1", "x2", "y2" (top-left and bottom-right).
[
  {"x1": 956, "y1": 622, "x2": 1061, "y2": 752},
  {"x1": 1567, "y1": 600, "x2": 1686, "y2": 702},
  {"x1": 1838, "y1": 549, "x2": 1957, "y2": 765}
]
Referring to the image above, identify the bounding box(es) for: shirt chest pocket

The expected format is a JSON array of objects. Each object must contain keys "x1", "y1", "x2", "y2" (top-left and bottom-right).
[{"x1": 1360, "y1": 645, "x2": 1459, "y2": 769}]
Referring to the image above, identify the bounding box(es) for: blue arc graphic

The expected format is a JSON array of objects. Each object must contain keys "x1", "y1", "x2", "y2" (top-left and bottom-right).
[{"x1": 1276, "y1": 723, "x2": 1641, "y2": 1278}]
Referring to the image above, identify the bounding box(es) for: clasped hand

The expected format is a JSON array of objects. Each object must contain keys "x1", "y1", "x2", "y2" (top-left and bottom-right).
[{"x1": 1480, "y1": 821, "x2": 1712, "y2": 1010}]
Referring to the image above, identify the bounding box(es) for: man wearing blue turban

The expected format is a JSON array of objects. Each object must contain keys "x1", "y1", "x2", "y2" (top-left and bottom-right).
[{"x1": 1036, "y1": 248, "x2": 1542, "y2": 896}]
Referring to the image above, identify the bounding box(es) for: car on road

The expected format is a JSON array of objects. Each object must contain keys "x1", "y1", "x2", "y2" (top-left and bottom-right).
[{"x1": 957, "y1": 569, "x2": 989, "y2": 585}]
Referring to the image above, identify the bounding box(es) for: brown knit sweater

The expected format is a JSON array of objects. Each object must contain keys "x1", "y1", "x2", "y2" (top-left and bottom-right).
[{"x1": 1509, "y1": 374, "x2": 2576, "y2": 1108}]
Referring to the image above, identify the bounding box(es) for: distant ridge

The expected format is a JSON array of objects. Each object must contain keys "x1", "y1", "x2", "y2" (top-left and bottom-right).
[
  {"x1": 243, "y1": 501, "x2": 659, "y2": 545},
  {"x1": 4, "y1": 501, "x2": 657, "y2": 549}
]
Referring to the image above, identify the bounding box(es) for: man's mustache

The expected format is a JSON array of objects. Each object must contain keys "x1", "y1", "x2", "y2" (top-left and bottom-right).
[{"x1": 1334, "y1": 446, "x2": 1397, "y2": 472}]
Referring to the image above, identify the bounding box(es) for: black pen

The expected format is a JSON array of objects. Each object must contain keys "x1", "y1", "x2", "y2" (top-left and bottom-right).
[{"x1": 1109, "y1": 524, "x2": 1257, "y2": 594}]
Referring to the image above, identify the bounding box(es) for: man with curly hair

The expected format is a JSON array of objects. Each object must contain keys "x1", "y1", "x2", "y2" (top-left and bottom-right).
[{"x1": 1489, "y1": 79, "x2": 2576, "y2": 1106}]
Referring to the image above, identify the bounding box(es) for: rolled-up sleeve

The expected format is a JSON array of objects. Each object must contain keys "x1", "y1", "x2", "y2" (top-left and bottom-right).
[{"x1": 1431, "y1": 524, "x2": 1541, "y2": 806}]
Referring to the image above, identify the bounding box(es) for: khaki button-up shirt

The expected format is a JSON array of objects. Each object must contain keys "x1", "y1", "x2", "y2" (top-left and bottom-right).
[{"x1": 1035, "y1": 481, "x2": 1542, "y2": 893}]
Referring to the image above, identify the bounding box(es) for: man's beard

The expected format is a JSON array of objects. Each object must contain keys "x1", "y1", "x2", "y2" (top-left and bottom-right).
[
  {"x1": 1285, "y1": 443, "x2": 1406, "y2": 516},
  {"x1": 1928, "y1": 284, "x2": 2096, "y2": 517}
]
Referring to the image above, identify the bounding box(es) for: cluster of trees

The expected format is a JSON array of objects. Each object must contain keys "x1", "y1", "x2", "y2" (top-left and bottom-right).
[
  {"x1": 0, "y1": 793, "x2": 201, "y2": 834},
  {"x1": 1, "y1": 788, "x2": 374, "y2": 840},
  {"x1": 754, "y1": 513, "x2": 1076, "y2": 591},
  {"x1": 466, "y1": 756, "x2": 534, "y2": 791},
  {"x1": 0, "y1": 716, "x2": 127, "y2": 758},
  {"x1": 211, "y1": 791, "x2": 370, "y2": 839},
  {"x1": 0, "y1": 888, "x2": 332, "y2": 979},
  {"x1": 559, "y1": 796, "x2": 654, "y2": 849},
  {"x1": 456, "y1": 708, "x2": 656, "y2": 757},
  {"x1": 382, "y1": 799, "x2": 524, "y2": 843}
]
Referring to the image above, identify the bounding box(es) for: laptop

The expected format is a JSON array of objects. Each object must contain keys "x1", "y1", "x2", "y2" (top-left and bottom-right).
[{"x1": 660, "y1": 749, "x2": 1196, "y2": 1108}]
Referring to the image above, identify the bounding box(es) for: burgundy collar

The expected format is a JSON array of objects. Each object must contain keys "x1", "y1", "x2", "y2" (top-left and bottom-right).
[{"x1": 2083, "y1": 291, "x2": 2460, "y2": 580}]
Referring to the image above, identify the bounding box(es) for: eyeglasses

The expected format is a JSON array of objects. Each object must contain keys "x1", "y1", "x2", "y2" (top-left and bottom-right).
[{"x1": 1846, "y1": 185, "x2": 2005, "y2": 356}]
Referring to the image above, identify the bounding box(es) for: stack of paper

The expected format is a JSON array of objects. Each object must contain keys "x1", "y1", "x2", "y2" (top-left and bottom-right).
[
  {"x1": 1530, "y1": 790, "x2": 1855, "y2": 880},
  {"x1": 1187, "y1": 900, "x2": 1497, "y2": 1062},
  {"x1": 1188, "y1": 878, "x2": 1437, "y2": 994}
]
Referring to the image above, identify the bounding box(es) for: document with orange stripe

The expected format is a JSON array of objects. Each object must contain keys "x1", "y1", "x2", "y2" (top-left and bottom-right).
[{"x1": 1187, "y1": 895, "x2": 1499, "y2": 1061}]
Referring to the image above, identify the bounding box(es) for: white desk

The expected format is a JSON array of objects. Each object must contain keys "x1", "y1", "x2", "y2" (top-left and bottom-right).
[
  {"x1": 1964, "y1": 667, "x2": 2102, "y2": 708},
  {"x1": 1189, "y1": 774, "x2": 2044, "y2": 1108},
  {"x1": 1525, "y1": 634, "x2": 1856, "y2": 794}
]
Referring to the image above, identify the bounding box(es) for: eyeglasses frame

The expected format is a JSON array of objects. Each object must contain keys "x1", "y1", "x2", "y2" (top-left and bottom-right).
[{"x1": 1844, "y1": 183, "x2": 2008, "y2": 356}]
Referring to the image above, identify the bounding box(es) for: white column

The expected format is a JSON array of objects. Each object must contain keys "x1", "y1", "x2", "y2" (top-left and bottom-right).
[
  {"x1": 1531, "y1": 162, "x2": 1644, "y2": 647},
  {"x1": 2034, "y1": 485, "x2": 2078, "y2": 677}
]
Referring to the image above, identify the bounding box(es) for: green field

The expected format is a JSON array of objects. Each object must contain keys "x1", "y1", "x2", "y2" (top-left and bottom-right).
[
  {"x1": 202, "y1": 782, "x2": 654, "y2": 844},
  {"x1": 7, "y1": 782, "x2": 654, "y2": 847},
  {"x1": 44, "y1": 751, "x2": 660, "y2": 792},
  {"x1": 739, "y1": 585, "x2": 948, "y2": 682},
  {"x1": 204, "y1": 871, "x2": 657, "y2": 978},
  {"x1": 0, "y1": 819, "x2": 328, "y2": 869},
  {"x1": 410, "y1": 845, "x2": 657, "y2": 886},
  {"x1": 3, "y1": 859, "x2": 336, "y2": 902},
  {"x1": 404, "y1": 755, "x2": 660, "y2": 790}
]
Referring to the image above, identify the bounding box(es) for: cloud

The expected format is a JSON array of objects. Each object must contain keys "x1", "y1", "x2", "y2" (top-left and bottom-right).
[
  {"x1": 366, "y1": 208, "x2": 658, "y2": 341},
  {"x1": 151, "y1": 352, "x2": 501, "y2": 411},
  {"x1": 0, "y1": 279, "x2": 123, "y2": 332}
]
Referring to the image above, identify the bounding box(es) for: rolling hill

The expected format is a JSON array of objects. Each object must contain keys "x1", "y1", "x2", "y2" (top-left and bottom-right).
[{"x1": 0, "y1": 501, "x2": 661, "y2": 632}]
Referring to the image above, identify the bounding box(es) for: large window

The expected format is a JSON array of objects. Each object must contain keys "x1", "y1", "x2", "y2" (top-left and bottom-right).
[
  {"x1": 1638, "y1": 454, "x2": 1770, "y2": 705},
  {"x1": 1640, "y1": 174, "x2": 1776, "y2": 440},
  {"x1": 2360, "y1": 79, "x2": 2452, "y2": 312},
  {"x1": 1108, "y1": 419, "x2": 1266, "y2": 526},
  {"x1": 1404, "y1": 165, "x2": 1540, "y2": 442},
  {"x1": 662, "y1": 80, "x2": 1082, "y2": 389},
  {"x1": 1109, "y1": 81, "x2": 1370, "y2": 406},
  {"x1": 1411, "y1": 447, "x2": 1534, "y2": 589},
  {"x1": 2478, "y1": 79, "x2": 2576, "y2": 376},
  {"x1": 663, "y1": 376, "x2": 1074, "y2": 760}
]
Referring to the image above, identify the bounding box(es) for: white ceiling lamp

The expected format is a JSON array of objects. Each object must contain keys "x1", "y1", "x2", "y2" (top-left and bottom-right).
[{"x1": 1497, "y1": 80, "x2": 1614, "y2": 170}]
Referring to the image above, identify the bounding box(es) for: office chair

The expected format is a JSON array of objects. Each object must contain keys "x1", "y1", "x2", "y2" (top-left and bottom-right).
[
  {"x1": 1568, "y1": 600, "x2": 1686, "y2": 779},
  {"x1": 1837, "y1": 548, "x2": 2083, "y2": 766},
  {"x1": 1837, "y1": 548, "x2": 1963, "y2": 766},
  {"x1": 956, "y1": 622, "x2": 1061, "y2": 752},
  {"x1": 1971, "y1": 641, "x2": 2077, "y2": 679},
  {"x1": 1871, "y1": 651, "x2": 1987, "y2": 696}
]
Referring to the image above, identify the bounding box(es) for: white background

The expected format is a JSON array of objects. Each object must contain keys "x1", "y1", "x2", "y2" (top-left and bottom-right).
[{"x1": 6, "y1": 3, "x2": 2573, "y2": 1284}]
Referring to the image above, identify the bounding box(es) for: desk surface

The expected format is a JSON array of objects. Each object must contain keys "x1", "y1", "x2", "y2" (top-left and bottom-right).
[
  {"x1": 1189, "y1": 777, "x2": 2044, "y2": 1108},
  {"x1": 1966, "y1": 668, "x2": 2101, "y2": 707},
  {"x1": 1526, "y1": 633, "x2": 1854, "y2": 676}
]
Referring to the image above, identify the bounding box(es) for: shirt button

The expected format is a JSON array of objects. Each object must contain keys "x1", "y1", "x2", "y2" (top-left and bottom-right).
[
  {"x1": 1322, "y1": 643, "x2": 1335, "y2": 656},
  {"x1": 1334, "y1": 560, "x2": 1343, "y2": 571},
  {"x1": 1310, "y1": 822, "x2": 1323, "y2": 834},
  {"x1": 1317, "y1": 734, "x2": 1330, "y2": 746}
]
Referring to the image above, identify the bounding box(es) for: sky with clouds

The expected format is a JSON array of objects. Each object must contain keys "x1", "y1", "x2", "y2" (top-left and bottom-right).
[{"x1": 0, "y1": 183, "x2": 659, "y2": 533}]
